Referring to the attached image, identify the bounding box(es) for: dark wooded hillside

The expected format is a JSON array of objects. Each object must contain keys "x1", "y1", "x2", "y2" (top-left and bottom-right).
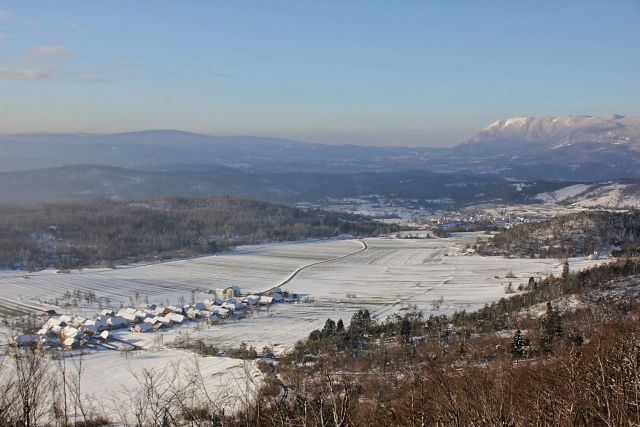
[
  {"x1": 0, "y1": 195, "x2": 394, "y2": 271},
  {"x1": 478, "y1": 210, "x2": 640, "y2": 257}
]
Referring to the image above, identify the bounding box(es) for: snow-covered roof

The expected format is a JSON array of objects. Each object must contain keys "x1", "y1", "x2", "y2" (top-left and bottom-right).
[
  {"x1": 61, "y1": 326, "x2": 79, "y2": 339},
  {"x1": 166, "y1": 313, "x2": 185, "y2": 323},
  {"x1": 117, "y1": 310, "x2": 137, "y2": 322},
  {"x1": 157, "y1": 316, "x2": 172, "y2": 325},
  {"x1": 107, "y1": 316, "x2": 129, "y2": 326},
  {"x1": 259, "y1": 296, "x2": 273, "y2": 305}
]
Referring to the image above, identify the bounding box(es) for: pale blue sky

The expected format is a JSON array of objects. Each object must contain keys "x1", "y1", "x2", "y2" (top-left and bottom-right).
[{"x1": 0, "y1": 1, "x2": 639, "y2": 146}]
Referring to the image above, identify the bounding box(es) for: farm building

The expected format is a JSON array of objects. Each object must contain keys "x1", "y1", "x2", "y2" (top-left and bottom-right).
[
  {"x1": 107, "y1": 316, "x2": 129, "y2": 328},
  {"x1": 259, "y1": 296, "x2": 273, "y2": 305},
  {"x1": 185, "y1": 308, "x2": 200, "y2": 320},
  {"x1": 214, "y1": 286, "x2": 241, "y2": 299},
  {"x1": 86, "y1": 317, "x2": 110, "y2": 331},
  {"x1": 117, "y1": 309, "x2": 138, "y2": 323},
  {"x1": 156, "y1": 316, "x2": 172, "y2": 327},
  {"x1": 61, "y1": 326, "x2": 79, "y2": 340},
  {"x1": 222, "y1": 301, "x2": 242, "y2": 311},
  {"x1": 166, "y1": 313, "x2": 185, "y2": 324},
  {"x1": 59, "y1": 315, "x2": 73, "y2": 324},
  {"x1": 210, "y1": 307, "x2": 230, "y2": 317},
  {"x1": 214, "y1": 288, "x2": 234, "y2": 300}
]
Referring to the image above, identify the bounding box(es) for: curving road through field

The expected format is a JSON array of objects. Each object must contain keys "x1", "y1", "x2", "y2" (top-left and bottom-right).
[{"x1": 274, "y1": 239, "x2": 368, "y2": 289}]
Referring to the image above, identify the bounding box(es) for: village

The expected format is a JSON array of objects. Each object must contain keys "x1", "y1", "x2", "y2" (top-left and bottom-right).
[{"x1": 11, "y1": 285, "x2": 295, "y2": 352}]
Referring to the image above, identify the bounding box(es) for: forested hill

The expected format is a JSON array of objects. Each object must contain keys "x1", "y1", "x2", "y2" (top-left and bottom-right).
[
  {"x1": 0, "y1": 196, "x2": 394, "y2": 271},
  {"x1": 478, "y1": 210, "x2": 640, "y2": 258}
]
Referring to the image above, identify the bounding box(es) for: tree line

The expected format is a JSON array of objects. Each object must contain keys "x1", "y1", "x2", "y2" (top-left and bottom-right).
[{"x1": 0, "y1": 195, "x2": 396, "y2": 271}]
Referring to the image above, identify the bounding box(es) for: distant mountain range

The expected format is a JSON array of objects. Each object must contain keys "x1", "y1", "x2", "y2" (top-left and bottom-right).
[
  {"x1": 1, "y1": 115, "x2": 639, "y2": 204},
  {"x1": 2, "y1": 115, "x2": 639, "y2": 181},
  {"x1": 0, "y1": 130, "x2": 443, "y2": 174}
]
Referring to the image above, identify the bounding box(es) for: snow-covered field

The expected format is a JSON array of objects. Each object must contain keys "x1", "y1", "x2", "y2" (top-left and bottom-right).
[
  {"x1": 1, "y1": 234, "x2": 607, "y2": 348},
  {"x1": 279, "y1": 234, "x2": 603, "y2": 318},
  {"x1": 86, "y1": 350, "x2": 258, "y2": 423},
  {"x1": 0, "y1": 238, "x2": 363, "y2": 316},
  {"x1": 0, "y1": 233, "x2": 609, "y2": 421}
]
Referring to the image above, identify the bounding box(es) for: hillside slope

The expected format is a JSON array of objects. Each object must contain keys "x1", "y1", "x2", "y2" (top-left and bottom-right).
[{"x1": 478, "y1": 210, "x2": 640, "y2": 258}]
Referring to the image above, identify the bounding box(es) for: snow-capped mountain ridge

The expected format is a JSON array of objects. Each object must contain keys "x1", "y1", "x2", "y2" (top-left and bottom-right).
[
  {"x1": 470, "y1": 114, "x2": 640, "y2": 146},
  {"x1": 454, "y1": 114, "x2": 640, "y2": 163}
]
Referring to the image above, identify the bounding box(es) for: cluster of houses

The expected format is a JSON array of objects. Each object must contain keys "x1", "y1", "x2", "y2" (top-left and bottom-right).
[{"x1": 13, "y1": 286, "x2": 292, "y2": 350}]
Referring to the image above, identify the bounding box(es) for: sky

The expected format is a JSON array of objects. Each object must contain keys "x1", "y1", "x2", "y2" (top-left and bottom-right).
[{"x1": 0, "y1": 1, "x2": 639, "y2": 147}]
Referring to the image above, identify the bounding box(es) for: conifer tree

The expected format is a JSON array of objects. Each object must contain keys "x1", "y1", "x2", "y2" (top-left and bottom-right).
[{"x1": 511, "y1": 329, "x2": 528, "y2": 358}]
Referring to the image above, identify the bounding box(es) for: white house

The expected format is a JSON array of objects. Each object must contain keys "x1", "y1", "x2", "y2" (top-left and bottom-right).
[
  {"x1": 117, "y1": 310, "x2": 138, "y2": 323},
  {"x1": 210, "y1": 307, "x2": 230, "y2": 317},
  {"x1": 59, "y1": 315, "x2": 73, "y2": 324},
  {"x1": 166, "y1": 312, "x2": 185, "y2": 324},
  {"x1": 61, "y1": 326, "x2": 79, "y2": 340},
  {"x1": 259, "y1": 296, "x2": 273, "y2": 305},
  {"x1": 107, "y1": 316, "x2": 129, "y2": 328},
  {"x1": 185, "y1": 308, "x2": 200, "y2": 320},
  {"x1": 156, "y1": 316, "x2": 172, "y2": 326}
]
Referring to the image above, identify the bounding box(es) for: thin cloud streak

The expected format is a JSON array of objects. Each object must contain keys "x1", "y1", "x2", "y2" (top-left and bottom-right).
[
  {"x1": 25, "y1": 44, "x2": 78, "y2": 59},
  {"x1": 0, "y1": 44, "x2": 106, "y2": 82}
]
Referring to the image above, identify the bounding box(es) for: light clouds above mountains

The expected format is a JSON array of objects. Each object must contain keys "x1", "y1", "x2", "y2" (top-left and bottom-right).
[
  {"x1": 0, "y1": 44, "x2": 79, "y2": 80},
  {"x1": 0, "y1": 2, "x2": 638, "y2": 146}
]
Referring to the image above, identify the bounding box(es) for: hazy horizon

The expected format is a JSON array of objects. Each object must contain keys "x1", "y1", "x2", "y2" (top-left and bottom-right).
[{"x1": 1, "y1": 1, "x2": 639, "y2": 147}]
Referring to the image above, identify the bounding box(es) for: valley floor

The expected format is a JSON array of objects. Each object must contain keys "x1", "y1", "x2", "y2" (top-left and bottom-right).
[{"x1": 0, "y1": 233, "x2": 608, "y2": 422}]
